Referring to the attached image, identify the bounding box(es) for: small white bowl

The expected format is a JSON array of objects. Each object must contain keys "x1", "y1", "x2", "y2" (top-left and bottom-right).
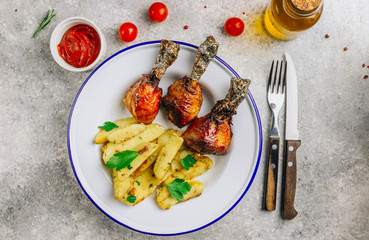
[{"x1": 50, "y1": 17, "x2": 107, "y2": 72}]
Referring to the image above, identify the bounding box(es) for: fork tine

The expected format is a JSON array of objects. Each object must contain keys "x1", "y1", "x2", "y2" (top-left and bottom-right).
[
  {"x1": 268, "y1": 60, "x2": 275, "y2": 92},
  {"x1": 282, "y1": 61, "x2": 287, "y2": 94},
  {"x1": 277, "y1": 60, "x2": 284, "y2": 94},
  {"x1": 273, "y1": 61, "x2": 279, "y2": 93}
]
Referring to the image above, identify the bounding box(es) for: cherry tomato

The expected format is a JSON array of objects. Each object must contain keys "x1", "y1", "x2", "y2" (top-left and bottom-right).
[
  {"x1": 148, "y1": 2, "x2": 168, "y2": 23},
  {"x1": 224, "y1": 17, "x2": 245, "y2": 37},
  {"x1": 118, "y1": 22, "x2": 138, "y2": 42}
]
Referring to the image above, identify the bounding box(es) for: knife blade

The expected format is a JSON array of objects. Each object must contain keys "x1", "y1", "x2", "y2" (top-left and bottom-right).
[{"x1": 282, "y1": 52, "x2": 301, "y2": 220}]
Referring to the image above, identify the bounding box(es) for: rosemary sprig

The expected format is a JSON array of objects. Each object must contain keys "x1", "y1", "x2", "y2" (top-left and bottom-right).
[{"x1": 32, "y1": 9, "x2": 56, "y2": 38}]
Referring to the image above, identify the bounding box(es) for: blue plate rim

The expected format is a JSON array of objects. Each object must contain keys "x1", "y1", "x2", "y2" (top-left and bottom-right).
[{"x1": 67, "y1": 40, "x2": 263, "y2": 236}]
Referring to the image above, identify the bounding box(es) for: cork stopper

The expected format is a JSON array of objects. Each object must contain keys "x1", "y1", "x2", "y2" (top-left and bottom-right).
[{"x1": 290, "y1": 0, "x2": 321, "y2": 12}]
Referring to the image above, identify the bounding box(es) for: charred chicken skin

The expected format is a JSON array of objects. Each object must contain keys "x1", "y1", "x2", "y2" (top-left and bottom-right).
[
  {"x1": 124, "y1": 40, "x2": 180, "y2": 124},
  {"x1": 162, "y1": 36, "x2": 219, "y2": 128},
  {"x1": 182, "y1": 77, "x2": 251, "y2": 155}
]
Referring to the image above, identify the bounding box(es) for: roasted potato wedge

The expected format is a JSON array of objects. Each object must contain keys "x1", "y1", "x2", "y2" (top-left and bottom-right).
[
  {"x1": 154, "y1": 136, "x2": 184, "y2": 180},
  {"x1": 95, "y1": 117, "x2": 137, "y2": 144},
  {"x1": 113, "y1": 175, "x2": 132, "y2": 200},
  {"x1": 163, "y1": 152, "x2": 213, "y2": 185},
  {"x1": 102, "y1": 124, "x2": 165, "y2": 163},
  {"x1": 132, "y1": 129, "x2": 182, "y2": 178},
  {"x1": 121, "y1": 165, "x2": 162, "y2": 206},
  {"x1": 113, "y1": 142, "x2": 158, "y2": 182},
  {"x1": 107, "y1": 123, "x2": 146, "y2": 143},
  {"x1": 156, "y1": 180, "x2": 203, "y2": 210}
]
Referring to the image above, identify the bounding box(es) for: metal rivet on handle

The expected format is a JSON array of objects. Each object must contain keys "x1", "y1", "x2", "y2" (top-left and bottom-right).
[
  {"x1": 271, "y1": 163, "x2": 276, "y2": 169},
  {"x1": 288, "y1": 162, "x2": 293, "y2": 167},
  {"x1": 289, "y1": 146, "x2": 294, "y2": 151},
  {"x1": 272, "y1": 144, "x2": 277, "y2": 150}
]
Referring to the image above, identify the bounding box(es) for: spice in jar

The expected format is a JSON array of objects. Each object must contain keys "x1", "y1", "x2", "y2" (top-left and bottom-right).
[{"x1": 264, "y1": 0, "x2": 324, "y2": 41}]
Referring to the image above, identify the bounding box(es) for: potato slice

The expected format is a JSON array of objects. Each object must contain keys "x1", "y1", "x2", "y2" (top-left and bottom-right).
[
  {"x1": 113, "y1": 175, "x2": 132, "y2": 201},
  {"x1": 154, "y1": 136, "x2": 184, "y2": 180},
  {"x1": 107, "y1": 123, "x2": 146, "y2": 143},
  {"x1": 113, "y1": 142, "x2": 158, "y2": 182},
  {"x1": 132, "y1": 130, "x2": 182, "y2": 178},
  {"x1": 121, "y1": 165, "x2": 162, "y2": 206},
  {"x1": 163, "y1": 152, "x2": 213, "y2": 185},
  {"x1": 95, "y1": 117, "x2": 137, "y2": 144},
  {"x1": 170, "y1": 149, "x2": 193, "y2": 172},
  {"x1": 132, "y1": 129, "x2": 182, "y2": 177},
  {"x1": 102, "y1": 124, "x2": 165, "y2": 163},
  {"x1": 157, "y1": 180, "x2": 203, "y2": 210}
]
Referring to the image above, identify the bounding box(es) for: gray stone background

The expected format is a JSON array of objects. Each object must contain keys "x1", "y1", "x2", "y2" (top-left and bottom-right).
[{"x1": 1, "y1": 0, "x2": 368, "y2": 239}]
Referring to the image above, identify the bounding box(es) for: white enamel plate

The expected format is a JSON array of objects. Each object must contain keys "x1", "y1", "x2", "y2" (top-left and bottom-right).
[{"x1": 68, "y1": 40, "x2": 262, "y2": 236}]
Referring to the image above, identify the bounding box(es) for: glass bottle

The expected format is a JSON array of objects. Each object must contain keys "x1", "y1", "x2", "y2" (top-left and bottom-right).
[{"x1": 264, "y1": 0, "x2": 324, "y2": 41}]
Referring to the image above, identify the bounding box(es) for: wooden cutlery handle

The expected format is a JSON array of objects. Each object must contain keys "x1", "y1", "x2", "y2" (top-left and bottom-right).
[
  {"x1": 282, "y1": 140, "x2": 300, "y2": 220},
  {"x1": 263, "y1": 137, "x2": 280, "y2": 211}
]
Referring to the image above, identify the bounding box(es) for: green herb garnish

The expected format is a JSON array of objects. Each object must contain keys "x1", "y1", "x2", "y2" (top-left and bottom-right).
[
  {"x1": 98, "y1": 121, "x2": 119, "y2": 132},
  {"x1": 164, "y1": 178, "x2": 191, "y2": 200},
  {"x1": 127, "y1": 165, "x2": 133, "y2": 170},
  {"x1": 127, "y1": 195, "x2": 136, "y2": 203},
  {"x1": 149, "y1": 184, "x2": 153, "y2": 188},
  {"x1": 32, "y1": 9, "x2": 56, "y2": 38},
  {"x1": 180, "y1": 154, "x2": 197, "y2": 170},
  {"x1": 105, "y1": 150, "x2": 138, "y2": 171},
  {"x1": 135, "y1": 180, "x2": 140, "y2": 186}
]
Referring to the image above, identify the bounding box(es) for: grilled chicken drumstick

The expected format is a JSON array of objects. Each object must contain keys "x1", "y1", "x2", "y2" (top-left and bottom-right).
[
  {"x1": 124, "y1": 40, "x2": 180, "y2": 124},
  {"x1": 162, "y1": 36, "x2": 219, "y2": 128},
  {"x1": 182, "y1": 77, "x2": 251, "y2": 155}
]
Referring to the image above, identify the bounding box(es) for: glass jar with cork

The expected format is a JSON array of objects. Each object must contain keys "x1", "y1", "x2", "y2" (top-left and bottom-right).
[{"x1": 264, "y1": 0, "x2": 324, "y2": 41}]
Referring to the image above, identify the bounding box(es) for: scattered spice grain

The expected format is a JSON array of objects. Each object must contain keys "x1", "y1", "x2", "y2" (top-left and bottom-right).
[
  {"x1": 364, "y1": 75, "x2": 368, "y2": 79},
  {"x1": 184, "y1": 25, "x2": 188, "y2": 30},
  {"x1": 325, "y1": 34, "x2": 329, "y2": 38},
  {"x1": 343, "y1": 47, "x2": 348, "y2": 51}
]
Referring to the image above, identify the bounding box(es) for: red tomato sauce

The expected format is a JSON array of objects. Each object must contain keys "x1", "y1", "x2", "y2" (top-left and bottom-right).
[{"x1": 57, "y1": 24, "x2": 101, "y2": 68}]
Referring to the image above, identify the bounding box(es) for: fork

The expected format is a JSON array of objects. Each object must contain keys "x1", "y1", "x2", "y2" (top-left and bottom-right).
[{"x1": 263, "y1": 60, "x2": 287, "y2": 211}]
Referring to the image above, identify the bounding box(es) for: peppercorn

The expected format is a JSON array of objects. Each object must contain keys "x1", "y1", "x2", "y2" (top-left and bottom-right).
[
  {"x1": 364, "y1": 75, "x2": 368, "y2": 79},
  {"x1": 363, "y1": 64, "x2": 366, "y2": 68},
  {"x1": 184, "y1": 25, "x2": 189, "y2": 30},
  {"x1": 344, "y1": 47, "x2": 348, "y2": 51},
  {"x1": 325, "y1": 34, "x2": 329, "y2": 38}
]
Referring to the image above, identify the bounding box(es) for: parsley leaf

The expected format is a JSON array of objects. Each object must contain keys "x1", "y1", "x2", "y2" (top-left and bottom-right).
[
  {"x1": 164, "y1": 178, "x2": 192, "y2": 200},
  {"x1": 135, "y1": 180, "x2": 140, "y2": 186},
  {"x1": 127, "y1": 195, "x2": 136, "y2": 203},
  {"x1": 180, "y1": 154, "x2": 197, "y2": 170},
  {"x1": 105, "y1": 150, "x2": 138, "y2": 171},
  {"x1": 98, "y1": 121, "x2": 119, "y2": 132}
]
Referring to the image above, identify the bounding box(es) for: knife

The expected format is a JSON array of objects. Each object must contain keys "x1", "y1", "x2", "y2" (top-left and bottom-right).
[{"x1": 282, "y1": 52, "x2": 300, "y2": 220}]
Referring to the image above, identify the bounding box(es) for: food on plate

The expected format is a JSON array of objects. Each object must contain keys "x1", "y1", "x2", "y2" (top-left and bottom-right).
[
  {"x1": 95, "y1": 117, "x2": 138, "y2": 144},
  {"x1": 95, "y1": 117, "x2": 213, "y2": 209},
  {"x1": 162, "y1": 36, "x2": 219, "y2": 128},
  {"x1": 124, "y1": 40, "x2": 180, "y2": 124},
  {"x1": 153, "y1": 135, "x2": 184, "y2": 180},
  {"x1": 157, "y1": 179, "x2": 203, "y2": 210},
  {"x1": 102, "y1": 124, "x2": 165, "y2": 163},
  {"x1": 182, "y1": 77, "x2": 251, "y2": 155},
  {"x1": 148, "y1": 2, "x2": 168, "y2": 23},
  {"x1": 57, "y1": 24, "x2": 101, "y2": 68},
  {"x1": 224, "y1": 17, "x2": 245, "y2": 37},
  {"x1": 162, "y1": 150, "x2": 213, "y2": 185},
  {"x1": 118, "y1": 22, "x2": 138, "y2": 43}
]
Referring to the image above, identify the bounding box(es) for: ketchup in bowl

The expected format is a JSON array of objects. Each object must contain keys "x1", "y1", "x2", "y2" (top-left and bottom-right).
[{"x1": 57, "y1": 24, "x2": 101, "y2": 68}]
